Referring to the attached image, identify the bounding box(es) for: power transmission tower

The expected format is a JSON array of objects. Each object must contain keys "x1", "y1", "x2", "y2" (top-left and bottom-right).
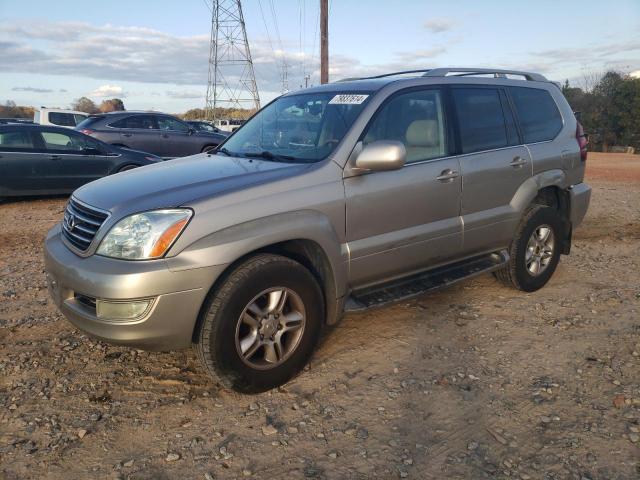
[{"x1": 205, "y1": 0, "x2": 260, "y2": 121}]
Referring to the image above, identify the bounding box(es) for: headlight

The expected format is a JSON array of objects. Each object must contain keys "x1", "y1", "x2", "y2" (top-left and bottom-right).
[{"x1": 97, "y1": 209, "x2": 192, "y2": 260}]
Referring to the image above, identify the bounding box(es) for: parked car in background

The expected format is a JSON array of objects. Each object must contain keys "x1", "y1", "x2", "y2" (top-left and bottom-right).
[
  {"x1": 76, "y1": 112, "x2": 228, "y2": 158},
  {"x1": 186, "y1": 120, "x2": 229, "y2": 137},
  {"x1": 34, "y1": 108, "x2": 88, "y2": 128},
  {"x1": 0, "y1": 118, "x2": 34, "y2": 124},
  {"x1": 0, "y1": 124, "x2": 161, "y2": 198},
  {"x1": 213, "y1": 118, "x2": 245, "y2": 132},
  {"x1": 44, "y1": 67, "x2": 590, "y2": 393}
]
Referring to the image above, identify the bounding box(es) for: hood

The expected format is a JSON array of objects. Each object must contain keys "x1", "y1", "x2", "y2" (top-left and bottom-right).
[{"x1": 74, "y1": 153, "x2": 308, "y2": 215}]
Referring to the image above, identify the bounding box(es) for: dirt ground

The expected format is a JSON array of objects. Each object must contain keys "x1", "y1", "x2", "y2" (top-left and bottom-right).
[{"x1": 1, "y1": 152, "x2": 639, "y2": 480}]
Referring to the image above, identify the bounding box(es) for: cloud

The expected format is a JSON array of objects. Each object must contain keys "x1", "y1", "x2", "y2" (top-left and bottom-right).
[
  {"x1": 631, "y1": 70, "x2": 640, "y2": 78},
  {"x1": 12, "y1": 86, "x2": 54, "y2": 93},
  {"x1": 424, "y1": 18, "x2": 455, "y2": 33},
  {"x1": 90, "y1": 84, "x2": 126, "y2": 97},
  {"x1": 166, "y1": 90, "x2": 203, "y2": 99}
]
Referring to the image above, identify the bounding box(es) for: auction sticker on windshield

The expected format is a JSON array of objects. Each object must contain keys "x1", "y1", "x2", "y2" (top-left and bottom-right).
[{"x1": 328, "y1": 94, "x2": 369, "y2": 105}]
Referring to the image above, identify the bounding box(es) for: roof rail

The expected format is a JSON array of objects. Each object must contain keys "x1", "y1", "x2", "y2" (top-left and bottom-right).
[
  {"x1": 336, "y1": 69, "x2": 433, "y2": 82},
  {"x1": 423, "y1": 68, "x2": 547, "y2": 82}
]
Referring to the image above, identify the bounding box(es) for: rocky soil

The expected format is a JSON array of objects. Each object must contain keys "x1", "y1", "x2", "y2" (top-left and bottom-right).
[{"x1": 1, "y1": 153, "x2": 639, "y2": 479}]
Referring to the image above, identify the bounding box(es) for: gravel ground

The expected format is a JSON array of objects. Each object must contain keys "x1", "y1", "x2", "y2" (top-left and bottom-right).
[{"x1": 1, "y1": 153, "x2": 639, "y2": 480}]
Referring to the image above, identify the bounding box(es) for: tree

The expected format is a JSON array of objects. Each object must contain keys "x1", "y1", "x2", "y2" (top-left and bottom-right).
[
  {"x1": 71, "y1": 97, "x2": 99, "y2": 114},
  {"x1": 99, "y1": 98, "x2": 126, "y2": 112}
]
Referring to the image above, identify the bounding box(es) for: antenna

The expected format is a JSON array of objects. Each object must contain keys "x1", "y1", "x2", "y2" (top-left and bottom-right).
[{"x1": 205, "y1": 0, "x2": 260, "y2": 121}]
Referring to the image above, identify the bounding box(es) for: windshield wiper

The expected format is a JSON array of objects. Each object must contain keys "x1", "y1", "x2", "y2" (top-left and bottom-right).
[
  {"x1": 243, "y1": 150, "x2": 300, "y2": 163},
  {"x1": 215, "y1": 147, "x2": 235, "y2": 156}
]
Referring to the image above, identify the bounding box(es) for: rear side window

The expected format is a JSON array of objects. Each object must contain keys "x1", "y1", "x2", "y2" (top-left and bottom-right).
[
  {"x1": 363, "y1": 88, "x2": 447, "y2": 163},
  {"x1": 510, "y1": 87, "x2": 562, "y2": 143},
  {"x1": 48, "y1": 112, "x2": 78, "y2": 127},
  {"x1": 109, "y1": 115, "x2": 157, "y2": 129},
  {"x1": 452, "y1": 88, "x2": 508, "y2": 154},
  {"x1": 0, "y1": 130, "x2": 36, "y2": 150},
  {"x1": 76, "y1": 116, "x2": 104, "y2": 129}
]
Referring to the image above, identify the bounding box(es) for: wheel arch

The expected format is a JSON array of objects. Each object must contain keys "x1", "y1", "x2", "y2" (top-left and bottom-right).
[{"x1": 510, "y1": 169, "x2": 572, "y2": 254}]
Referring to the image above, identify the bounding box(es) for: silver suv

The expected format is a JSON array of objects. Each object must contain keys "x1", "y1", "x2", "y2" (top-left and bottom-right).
[{"x1": 45, "y1": 68, "x2": 591, "y2": 392}]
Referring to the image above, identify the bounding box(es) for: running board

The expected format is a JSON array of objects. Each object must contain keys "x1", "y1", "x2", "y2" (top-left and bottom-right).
[{"x1": 344, "y1": 250, "x2": 509, "y2": 312}]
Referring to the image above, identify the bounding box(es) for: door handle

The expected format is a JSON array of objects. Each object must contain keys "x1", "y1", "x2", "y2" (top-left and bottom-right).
[
  {"x1": 510, "y1": 156, "x2": 527, "y2": 167},
  {"x1": 436, "y1": 169, "x2": 459, "y2": 182},
  {"x1": 161, "y1": 134, "x2": 170, "y2": 138},
  {"x1": 121, "y1": 133, "x2": 132, "y2": 137},
  {"x1": 49, "y1": 155, "x2": 61, "y2": 161}
]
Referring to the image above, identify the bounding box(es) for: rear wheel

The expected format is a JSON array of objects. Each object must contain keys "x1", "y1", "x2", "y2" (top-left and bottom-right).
[
  {"x1": 494, "y1": 205, "x2": 563, "y2": 292},
  {"x1": 194, "y1": 254, "x2": 324, "y2": 392}
]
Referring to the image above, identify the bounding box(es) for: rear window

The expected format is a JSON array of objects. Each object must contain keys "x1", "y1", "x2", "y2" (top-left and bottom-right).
[
  {"x1": 49, "y1": 112, "x2": 79, "y2": 127},
  {"x1": 510, "y1": 87, "x2": 563, "y2": 143},
  {"x1": 76, "y1": 115, "x2": 105, "y2": 129},
  {"x1": 452, "y1": 88, "x2": 508, "y2": 154},
  {"x1": 0, "y1": 130, "x2": 36, "y2": 150},
  {"x1": 109, "y1": 115, "x2": 157, "y2": 130}
]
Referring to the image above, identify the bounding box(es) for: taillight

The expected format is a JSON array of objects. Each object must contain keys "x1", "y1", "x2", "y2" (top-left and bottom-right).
[
  {"x1": 576, "y1": 122, "x2": 588, "y2": 162},
  {"x1": 80, "y1": 128, "x2": 95, "y2": 136}
]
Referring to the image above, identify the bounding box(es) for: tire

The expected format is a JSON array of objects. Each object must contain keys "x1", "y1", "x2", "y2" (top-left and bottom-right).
[
  {"x1": 194, "y1": 254, "x2": 324, "y2": 393},
  {"x1": 494, "y1": 205, "x2": 563, "y2": 292},
  {"x1": 202, "y1": 144, "x2": 218, "y2": 153}
]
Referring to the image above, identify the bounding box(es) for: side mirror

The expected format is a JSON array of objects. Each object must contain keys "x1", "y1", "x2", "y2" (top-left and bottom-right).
[
  {"x1": 355, "y1": 140, "x2": 406, "y2": 172},
  {"x1": 187, "y1": 128, "x2": 195, "y2": 136}
]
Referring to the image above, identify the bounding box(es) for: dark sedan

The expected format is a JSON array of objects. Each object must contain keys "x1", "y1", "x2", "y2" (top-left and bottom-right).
[
  {"x1": 0, "y1": 124, "x2": 162, "y2": 198},
  {"x1": 76, "y1": 112, "x2": 228, "y2": 158}
]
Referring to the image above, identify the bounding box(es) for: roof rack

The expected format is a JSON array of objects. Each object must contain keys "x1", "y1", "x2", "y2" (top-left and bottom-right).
[
  {"x1": 336, "y1": 67, "x2": 547, "y2": 83},
  {"x1": 423, "y1": 68, "x2": 547, "y2": 82}
]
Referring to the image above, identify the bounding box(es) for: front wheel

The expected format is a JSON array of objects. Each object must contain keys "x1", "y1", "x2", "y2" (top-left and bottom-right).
[
  {"x1": 494, "y1": 205, "x2": 563, "y2": 292},
  {"x1": 194, "y1": 254, "x2": 324, "y2": 392}
]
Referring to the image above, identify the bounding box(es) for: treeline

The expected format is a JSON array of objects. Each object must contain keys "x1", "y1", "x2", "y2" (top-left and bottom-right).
[
  {"x1": 562, "y1": 71, "x2": 640, "y2": 152},
  {"x1": 0, "y1": 97, "x2": 126, "y2": 118},
  {"x1": 178, "y1": 107, "x2": 255, "y2": 121}
]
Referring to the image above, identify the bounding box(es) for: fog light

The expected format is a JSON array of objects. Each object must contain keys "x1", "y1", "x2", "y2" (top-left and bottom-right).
[{"x1": 96, "y1": 299, "x2": 152, "y2": 320}]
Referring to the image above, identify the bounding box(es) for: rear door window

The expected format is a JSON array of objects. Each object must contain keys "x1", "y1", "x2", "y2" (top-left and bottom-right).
[
  {"x1": 509, "y1": 87, "x2": 563, "y2": 143},
  {"x1": 109, "y1": 115, "x2": 157, "y2": 130},
  {"x1": 0, "y1": 130, "x2": 37, "y2": 150},
  {"x1": 48, "y1": 112, "x2": 78, "y2": 127},
  {"x1": 452, "y1": 88, "x2": 509, "y2": 154}
]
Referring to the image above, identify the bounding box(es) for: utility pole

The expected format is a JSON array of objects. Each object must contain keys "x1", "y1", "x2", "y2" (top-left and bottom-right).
[
  {"x1": 320, "y1": 0, "x2": 328, "y2": 84},
  {"x1": 205, "y1": 0, "x2": 260, "y2": 121}
]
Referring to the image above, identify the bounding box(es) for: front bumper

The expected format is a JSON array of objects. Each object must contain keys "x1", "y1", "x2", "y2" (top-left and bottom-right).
[
  {"x1": 44, "y1": 224, "x2": 226, "y2": 351},
  {"x1": 569, "y1": 182, "x2": 591, "y2": 227}
]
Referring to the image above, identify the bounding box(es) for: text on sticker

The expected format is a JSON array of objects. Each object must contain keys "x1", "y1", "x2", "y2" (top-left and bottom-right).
[{"x1": 328, "y1": 94, "x2": 369, "y2": 105}]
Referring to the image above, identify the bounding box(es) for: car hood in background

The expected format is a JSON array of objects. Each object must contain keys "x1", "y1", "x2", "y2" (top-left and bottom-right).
[{"x1": 73, "y1": 153, "x2": 308, "y2": 215}]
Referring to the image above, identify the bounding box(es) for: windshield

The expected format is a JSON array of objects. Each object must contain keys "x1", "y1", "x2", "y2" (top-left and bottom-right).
[{"x1": 220, "y1": 92, "x2": 371, "y2": 163}]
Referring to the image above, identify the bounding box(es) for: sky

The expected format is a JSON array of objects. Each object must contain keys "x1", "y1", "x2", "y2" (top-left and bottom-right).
[{"x1": 0, "y1": 0, "x2": 639, "y2": 114}]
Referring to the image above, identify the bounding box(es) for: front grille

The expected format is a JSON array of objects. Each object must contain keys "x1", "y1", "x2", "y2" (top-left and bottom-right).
[{"x1": 62, "y1": 198, "x2": 109, "y2": 252}]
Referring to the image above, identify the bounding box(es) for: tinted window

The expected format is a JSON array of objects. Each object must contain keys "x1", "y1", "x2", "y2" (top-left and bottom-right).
[
  {"x1": 0, "y1": 130, "x2": 36, "y2": 150},
  {"x1": 49, "y1": 112, "x2": 78, "y2": 127},
  {"x1": 363, "y1": 89, "x2": 446, "y2": 163},
  {"x1": 452, "y1": 88, "x2": 508, "y2": 154},
  {"x1": 76, "y1": 115, "x2": 105, "y2": 129},
  {"x1": 157, "y1": 116, "x2": 189, "y2": 132},
  {"x1": 510, "y1": 87, "x2": 562, "y2": 143},
  {"x1": 110, "y1": 115, "x2": 157, "y2": 129}
]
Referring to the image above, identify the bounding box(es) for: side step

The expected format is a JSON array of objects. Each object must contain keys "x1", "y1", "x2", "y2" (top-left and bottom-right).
[{"x1": 344, "y1": 250, "x2": 509, "y2": 312}]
